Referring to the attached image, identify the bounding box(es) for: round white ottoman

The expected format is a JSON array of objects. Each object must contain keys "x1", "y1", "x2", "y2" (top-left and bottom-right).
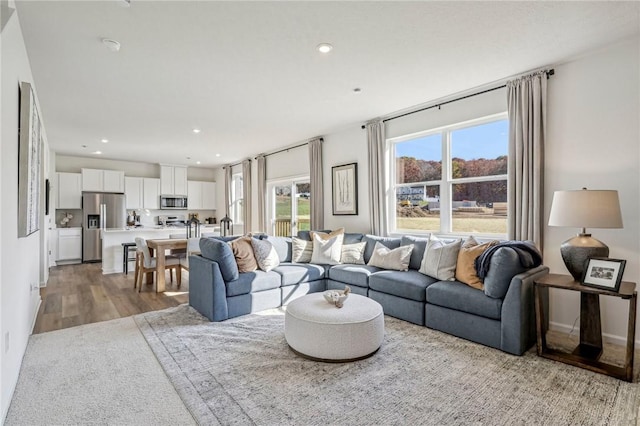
[{"x1": 285, "y1": 293, "x2": 384, "y2": 362}]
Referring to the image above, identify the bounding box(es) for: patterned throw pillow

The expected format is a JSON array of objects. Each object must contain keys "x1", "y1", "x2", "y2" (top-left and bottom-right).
[
  {"x1": 229, "y1": 236, "x2": 258, "y2": 273},
  {"x1": 250, "y1": 238, "x2": 280, "y2": 272},
  {"x1": 455, "y1": 236, "x2": 500, "y2": 289},
  {"x1": 341, "y1": 242, "x2": 366, "y2": 265},
  {"x1": 419, "y1": 235, "x2": 462, "y2": 280},
  {"x1": 310, "y1": 233, "x2": 343, "y2": 265},
  {"x1": 367, "y1": 242, "x2": 414, "y2": 271},
  {"x1": 291, "y1": 237, "x2": 313, "y2": 263}
]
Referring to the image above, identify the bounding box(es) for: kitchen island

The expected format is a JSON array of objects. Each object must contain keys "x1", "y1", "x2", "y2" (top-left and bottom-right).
[{"x1": 101, "y1": 225, "x2": 219, "y2": 274}]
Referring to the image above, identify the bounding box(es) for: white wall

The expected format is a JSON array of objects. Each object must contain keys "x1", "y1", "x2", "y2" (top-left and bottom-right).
[
  {"x1": 0, "y1": 9, "x2": 46, "y2": 420},
  {"x1": 544, "y1": 36, "x2": 640, "y2": 344}
]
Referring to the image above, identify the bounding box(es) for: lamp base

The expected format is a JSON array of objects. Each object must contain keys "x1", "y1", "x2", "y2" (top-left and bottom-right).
[{"x1": 560, "y1": 234, "x2": 609, "y2": 281}]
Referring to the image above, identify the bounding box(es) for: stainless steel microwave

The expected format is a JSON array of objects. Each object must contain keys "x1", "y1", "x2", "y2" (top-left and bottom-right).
[{"x1": 160, "y1": 195, "x2": 188, "y2": 209}]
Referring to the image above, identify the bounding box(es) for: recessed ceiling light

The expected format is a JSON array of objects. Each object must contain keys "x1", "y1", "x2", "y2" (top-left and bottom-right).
[
  {"x1": 102, "y1": 38, "x2": 121, "y2": 52},
  {"x1": 93, "y1": 151, "x2": 102, "y2": 155},
  {"x1": 215, "y1": 153, "x2": 221, "y2": 157},
  {"x1": 101, "y1": 138, "x2": 109, "y2": 143},
  {"x1": 353, "y1": 88, "x2": 362, "y2": 94},
  {"x1": 186, "y1": 156, "x2": 191, "y2": 160},
  {"x1": 82, "y1": 145, "x2": 87, "y2": 148},
  {"x1": 196, "y1": 161, "x2": 201, "y2": 165},
  {"x1": 317, "y1": 43, "x2": 333, "y2": 54},
  {"x1": 192, "y1": 128, "x2": 201, "y2": 134}
]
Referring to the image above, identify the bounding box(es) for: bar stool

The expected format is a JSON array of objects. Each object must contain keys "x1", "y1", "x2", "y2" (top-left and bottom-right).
[{"x1": 121, "y1": 242, "x2": 137, "y2": 274}]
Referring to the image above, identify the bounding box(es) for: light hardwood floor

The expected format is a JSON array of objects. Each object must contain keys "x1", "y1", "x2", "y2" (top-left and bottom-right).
[{"x1": 34, "y1": 263, "x2": 189, "y2": 334}]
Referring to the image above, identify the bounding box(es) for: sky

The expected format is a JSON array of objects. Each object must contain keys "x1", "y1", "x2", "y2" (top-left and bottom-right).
[{"x1": 395, "y1": 119, "x2": 508, "y2": 161}]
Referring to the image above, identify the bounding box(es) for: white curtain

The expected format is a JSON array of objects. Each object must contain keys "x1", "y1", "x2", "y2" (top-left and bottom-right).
[
  {"x1": 256, "y1": 155, "x2": 267, "y2": 233},
  {"x1": 366, "y1": 120, "x2": 387, "y2": 236},
  {"x1": 308, "y1": 138, "x2": 324, "y2": 230},
  {"x1": 507, "y1": 71, "x2": 547, "y2": 247},
  {"x1": 242, "y1": 159, "x2": 252, "y2": 233},
  {"x1": 224, "y1": 165, "x2": 232, "y2": 218}
]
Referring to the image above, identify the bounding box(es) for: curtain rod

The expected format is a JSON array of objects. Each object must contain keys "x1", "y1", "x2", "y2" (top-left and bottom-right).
[
  {"x1": 361, "y1": 69, "x2": 555, "y2": 129},
  {"x1": 222, "y1": 159, "x2": 250, "y2": 170},
  {"x1": 254, "y1": 138, "x2": 323, "y2": 160}
]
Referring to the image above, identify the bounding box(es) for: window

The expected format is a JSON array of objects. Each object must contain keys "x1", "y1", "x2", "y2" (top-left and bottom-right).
[
  {"x1": 390, "y1": 113, "x2": 508, "y2": 236},
  {"x1": 230, "y1": 172, "x2": 243, "y2": 224},
  {"x1": 268, "y1": 178, "x2": 310, "y2": 237}
]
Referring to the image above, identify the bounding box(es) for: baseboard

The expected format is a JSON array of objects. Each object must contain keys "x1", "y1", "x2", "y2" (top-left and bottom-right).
[
  {"x1": 549, "y1": 321, "x2": 640, "y2": 347},
  {"x1": 30, "y1": 297, "x2": 42, "y2": 334}
]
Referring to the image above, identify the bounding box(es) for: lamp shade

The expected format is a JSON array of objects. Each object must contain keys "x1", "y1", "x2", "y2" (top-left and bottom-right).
[{"x1": 548, "y1": 189, "x2": 623, "y2": 229}]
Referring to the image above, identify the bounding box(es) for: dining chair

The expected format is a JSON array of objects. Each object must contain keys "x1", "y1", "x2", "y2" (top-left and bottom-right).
[
  {"x1": 169, "y1": 233, "x2": 188, "y2": 259},
  {"x1": 134, "y1": 237, "x2": 182, "y2": 292}
]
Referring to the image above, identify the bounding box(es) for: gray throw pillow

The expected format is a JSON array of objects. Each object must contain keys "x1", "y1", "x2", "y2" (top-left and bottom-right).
[
  {"x1": 483, "y1": 247, "x2": 529, "y2": 299},
  {"x1": 250, "y1": 238, "x2": 280, "y2": 272},
  {"x1": 199, "y1": 237, "x2": 239, "y2": 282},
  {"x1": 401, "y1": 235, "x2": 431, "y2": 270},
  {"x1": 418, "y1": 236, "x2": 462, "y2": 281}
]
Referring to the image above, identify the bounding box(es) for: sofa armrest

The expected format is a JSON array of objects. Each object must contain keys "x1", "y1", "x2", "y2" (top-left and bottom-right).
[
  {"x1": 500, "y1": 265, "x2": 549, "y2": 355},
  {"x1": 189, "y1": 254, "x2": 229, "y2": 322}
]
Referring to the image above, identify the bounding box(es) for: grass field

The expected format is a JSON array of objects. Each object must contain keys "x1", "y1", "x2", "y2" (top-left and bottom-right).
[
  {"x1": 276, "y1": 196, "x2": 310, "y2": 232},
  {"x1": 397, "y1": 216, "x2": 507, "y2": 234}
]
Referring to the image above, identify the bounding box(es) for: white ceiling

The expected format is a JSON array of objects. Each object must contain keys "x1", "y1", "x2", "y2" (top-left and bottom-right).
[{"x1": 16, "y1": 1, "x2": 640, "y2": 169}]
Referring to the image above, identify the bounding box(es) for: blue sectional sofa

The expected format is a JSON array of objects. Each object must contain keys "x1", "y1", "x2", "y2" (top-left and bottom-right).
[{"x1": 188, "y1": 232, "x2": 549, "y2": 355}]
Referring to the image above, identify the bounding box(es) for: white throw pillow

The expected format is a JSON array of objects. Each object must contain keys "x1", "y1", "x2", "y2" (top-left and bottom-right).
[
  {"x1": 310, "y1": 233, "x2": 343, "y2": 265},
  {"x1": 419, "y1": 235, "x2": 462, "y2": 280},
  {"x1": 250, "y1": 238, "x2": 280, "y2": 272},
  {"x1": 341, "y1": 242, "x2": 366, "y2": 265},
  {"x1": 367, "y1": 242, "x2": 413, "y2": 271},
  {"x1": 292, "y1": 237, "x2": 313, "y2": 263}
]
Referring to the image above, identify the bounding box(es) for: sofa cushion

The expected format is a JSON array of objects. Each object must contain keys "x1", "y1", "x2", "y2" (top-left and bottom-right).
[
  {"x1": 291, "y1": 237, "x2": 313, "y2": 263},
  {"x1": 199, "y1": 237, "x2": 239, "y2": 282},
  {"x1": 251, "y1": 238, "x2": 280, "y2": 272},
  {"x1": 272, "y1": 263, "x2": 325, "y2": 286},
  {"x1": 419, "y1": 236, "x2": 461, "y2": 281},
  {"x1": 226, "y1": 270, "x2": 282, "y2": 297},
  {"x1": 341, "y1": 242, "x2": 366, "y2": 265},
  {"x1": 426, "y1": 281, "x2": 503, "y2": 320},
  {"x1": 483, "y1": 247, "x2": 530, "y2": 299},
  {"x1": 344, "y1": 233, "x2": 365, "y2": 244},
  {"x1": 328, "y1": 264, "x2": 381, "y2": 288},
  {"x1": 229, "y1": 236, "x2": 258, "y2": 273},
  {"x1": 261, "y1": 235, "x2": 292, "y2": 263},
  {"x1": 455, "y1": 236, "x2": 499, "y2": 289},
  {"x1": 369, "y1": 270, "x2": 438, "y2": 302},
  {"x1": 297, "y1": 230, "x2": 332, "y2": 241},
  {"x1": 363, "y1": 235, "x2": 402, "y2": 263},
  {"x1": 367, "y1": 242, "x2": 413, "y2": 271},
  {"x1": 401, "y1": 235, "x2": 430, "y2": 270}
]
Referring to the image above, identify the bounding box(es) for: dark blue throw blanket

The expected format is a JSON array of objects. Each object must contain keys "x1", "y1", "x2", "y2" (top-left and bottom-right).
[{"x1": 474, "y1": 241, "x2": 542, "y2": 280}]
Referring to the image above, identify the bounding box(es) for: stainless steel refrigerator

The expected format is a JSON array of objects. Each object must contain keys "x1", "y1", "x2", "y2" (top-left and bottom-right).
[{"x1": 82, "y1": 192, "x2": 126, "y2": 262}]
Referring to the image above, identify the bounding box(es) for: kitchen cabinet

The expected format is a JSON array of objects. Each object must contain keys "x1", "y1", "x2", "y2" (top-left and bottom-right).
[
  {"x1": 143, "y1": 178, "x2": 160, "y2": 209},
  {"x1": 187, "y1": 180, "x2": 216, "y2": 210},
  {"x1": 125, "y1": 177, "x2": 143, "y2": 210},
  {"x1": 82, "y1": 168, "x2": 125, "y2": 193},
  {"x1": 57, "y1": 172, "x2": 82, "y2": 209},
  {"x1": 49, "y1": 228, "x2": 58, "y2": 266},
  {"x1": 160, "y1": 164, "x2": 188, "y2": 195},
  {"x1": 57, "y1": 228, "x2": 82, "y2": 263}
]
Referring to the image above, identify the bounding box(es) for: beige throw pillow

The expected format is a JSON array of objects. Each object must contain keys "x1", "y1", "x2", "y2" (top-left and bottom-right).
[
  {"x1": 367, "y1": 242, "x2": 413, "y2": 271},
  {"x1": 456, "y1": 236, "x2": 499, "y2": 289},
  {"x1": 292, "y1": 237, "x2": 313, "y2": 263},
  {"x1": 250, "y1": 238, "x2": 280, "y2": 272},
  {"x1": 310, "y1": 228, "x2": 345, "y2": 241},
  {"x1": 341, "y1": 242, "x2": 366, "y2": 265},
  {"x1": 310, "y1": 232, "x2": 343, "y2": 265},
  {"x1": 228, "y1": 236, "x2": 258, "y2": 273},
  {"x1": 419, "y1": 235, "x2": 462, "y2": 280}
]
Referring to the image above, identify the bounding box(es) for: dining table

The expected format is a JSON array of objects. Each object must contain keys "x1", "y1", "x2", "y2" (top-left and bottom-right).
[{"x1": 146, "y1": 238, "x2": 187, "y2": 292}]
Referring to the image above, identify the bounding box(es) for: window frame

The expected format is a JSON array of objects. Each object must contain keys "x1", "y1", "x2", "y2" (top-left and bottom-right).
[
  {"x1": 230, "y1": 171, "x2": 243, "y2": 225},
  {"x1": 266, "y1": 174, "x2": 310, "y2": 236},
  {"x1": 387, "y1": 112, "x2": 508, "y2": 238}
]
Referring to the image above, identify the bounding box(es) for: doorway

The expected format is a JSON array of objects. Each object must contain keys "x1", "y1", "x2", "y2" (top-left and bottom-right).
[{"x1": 269, "y1": 178, "x2": 310, "y2": 237}]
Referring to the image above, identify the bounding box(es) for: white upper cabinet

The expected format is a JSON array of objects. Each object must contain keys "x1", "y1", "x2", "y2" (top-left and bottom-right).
[
  {"x1": 57, "y1": 172, "x2": 82, "y2": 209},
  {"x1": 143, "y1": 178, "x2": 160, "y2": 209},
  {"x1": 124, "y1": 177, "x2": 143, "y2": 210},
  {"x1": 82, "y1": 168, "x2": 124, "y2": 193},
  {"x1": 187, "y1": 180, "x2": 217, "y2": 210},
  {"x1": 160, "y1": 164, "x2": 188, "y2": 195}
]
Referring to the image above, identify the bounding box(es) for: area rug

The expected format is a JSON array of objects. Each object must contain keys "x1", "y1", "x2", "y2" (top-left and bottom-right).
[{"x1": 135, "y1": 305, "x2": 640, "y2": 426}]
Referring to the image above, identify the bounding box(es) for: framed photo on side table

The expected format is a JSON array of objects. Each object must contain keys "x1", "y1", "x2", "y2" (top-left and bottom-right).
[
  {"x1": 581, "y1": 257, "x2": 626, "y2": 292},
  {"x1": 332, "y1": 162, "x2": 358, "y2": 215}
]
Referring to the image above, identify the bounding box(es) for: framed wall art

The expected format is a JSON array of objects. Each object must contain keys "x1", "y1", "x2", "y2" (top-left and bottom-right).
[
  {"x1": 18, "y1": 81, "x2": 42, "y2": 237},
  {"x1": 332, "y1": 162, "x2": 358, "y2": 215},
  {"x1": 581, "y1": 257, "x2": 626, "y2": 292}
]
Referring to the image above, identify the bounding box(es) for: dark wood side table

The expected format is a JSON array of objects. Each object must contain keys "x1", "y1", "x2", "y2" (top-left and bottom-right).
[{"x1": 534, "y1": 273, "x2": 637, "y2": 382}]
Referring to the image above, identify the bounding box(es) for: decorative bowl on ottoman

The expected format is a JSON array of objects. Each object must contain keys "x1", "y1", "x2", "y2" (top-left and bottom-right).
[{"x1": 323, "y1": 285, "x2": 351, "y2": 308}]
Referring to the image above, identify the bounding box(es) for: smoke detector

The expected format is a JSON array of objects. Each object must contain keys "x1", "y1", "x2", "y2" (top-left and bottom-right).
[{"x1": 102, "y1": 38, "x2": 121, "y2": 52}]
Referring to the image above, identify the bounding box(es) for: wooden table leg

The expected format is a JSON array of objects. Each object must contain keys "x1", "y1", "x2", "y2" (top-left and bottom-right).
[
  {"x1": 156, "y1": 247, "x2": 166, "y2": 293},
  {"x1": 625, "y1": 293, "x2": 637, "y2": 382},
  {"x1": 145, "y1": 247, "x2": 154, "y2": 285},
  {"x1": 535, "y1": 284, "x2": 547, "y2": 355},
  {"x1": 574, "y1": 292, "x2": 603, "y2": 359}
]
